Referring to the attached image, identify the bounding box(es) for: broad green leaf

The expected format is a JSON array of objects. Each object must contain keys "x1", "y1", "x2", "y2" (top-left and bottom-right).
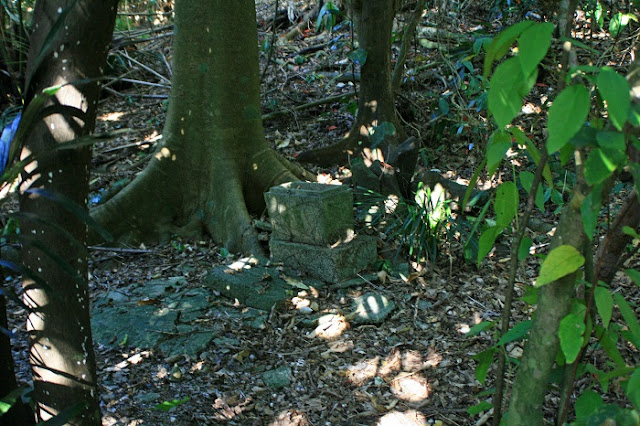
[
  {"x1": 518, "y1": 236, "x2": 533, "y2": 261},
  {"x1": 472, "y1": 348, "x2": 497, "y2": 385},
  {"x1": 626, "y1": 268, "x2": 640, "y2": 287},
  {"x1": 495, "y1": 181, "x2": 518, "y2": 229},
  {"x1": 623, "y1": 227, "x2": 640, "y2": 239},
  {"x1": 477, "y1": 227, "x2": 499, "y2": 266},
  {"x1": 519, "y1": 171, "x2": 544, "y2": 211},
  {"x1": 614, "y1": 293, "x2": 640, "y2": 344},
  {"x1": 508, "y1": 126, "x2": 553, "y2": 186},
  {"x1": 626, "y1": 368, "x2": 640, "y2": 408},
  {"x1": 559, "y1": 313, "x2": 585, "y2": 363},
  {"x1": 154, "y1": 396, "x2": 191, "y2": 412},
  {"x1": 466, "y1": 320, "x2": 495, "y2": 337},
  {"x1": 595, "y1": 285, "x2": 613, "y2": 328},
  {"x1": 370, "y1": 121, "x2": 396, "y2": 149},
  {"x1": 597, "y1": 67, "x2": 630, "y2": 130},
  {"x1": 488, "y1": 58, "x2": 537, "y2": 128},
  {"x1": 536, "y1": 245, "x2": 585, "y2": 287},
  {"x1": 484, "y1": 20, "x2": 534, "y2": 78},
  {"x1": 468, "y1": 401, "x2": 493, "y2": 416},
  {"x1": 609, "y1": 12, "x2": 637, "y2": 38},
  {"x1": 596, "y1": 325, "x2": 626, "y2": 367},
  {"x1": 486, "y1": 130, "x2": 511, "y2": 175},
  {"x1": 584, "y1": 148, "x2": 617, "y2": 185},
  {"x1": 348, "y1": 48, "x2": 367, "y2": 66},
  {"x1": 518, "y1": 22, "x2": 554, "y2": 76},
  {"x1": 575, "y1": 390, "x2": 603, "y2": 418},
  {"x1": 497, "y1": 320, "x2": 532, "y2": 346},
  {"x1": 547, "y1": 85, "x2": 590, "y2": 153},
  {"x1": 596, "y1": 131, "x2": 627, "y2": 167}
]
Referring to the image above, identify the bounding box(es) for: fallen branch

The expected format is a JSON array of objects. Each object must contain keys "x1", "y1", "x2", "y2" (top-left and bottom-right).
[{"x1": 262, "y1": 92, "x2": 355, "y2": 121}]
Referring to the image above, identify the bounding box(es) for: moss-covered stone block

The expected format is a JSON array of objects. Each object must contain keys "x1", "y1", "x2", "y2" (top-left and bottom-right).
[
  {"x1": 269, "y1": 235, "x2": 377, "y2": 283},
  {"x1": 264, "y1": 182, "x2": 354, "y2": 245}
]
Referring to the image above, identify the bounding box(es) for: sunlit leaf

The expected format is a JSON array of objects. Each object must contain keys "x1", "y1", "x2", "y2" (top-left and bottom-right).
[
  {"x1": 536, "y1": 245, "x2": 585, "y2": 287},
  {"x1": 483, "y1": 20, "x2": 534, "y2": 78},
  {"x1": 597, "y1": 67, "x2": 630, "y2": 130},
  {"x1": 518, "y1": 22, "x2": 554, "y2": 76},
  {"x1": 547, "y1": 85, "x2": 590, "y2": 153},
  {"x1": 488, "y1": 58, "x2": 537, "y2": 128}
]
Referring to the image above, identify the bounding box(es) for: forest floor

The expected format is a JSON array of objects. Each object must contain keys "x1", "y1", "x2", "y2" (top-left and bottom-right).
[{"x1": 6, "y1": 1, "x2": 639, "y2": 425}]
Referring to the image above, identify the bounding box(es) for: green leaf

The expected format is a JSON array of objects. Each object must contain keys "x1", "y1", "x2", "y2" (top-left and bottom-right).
[
  {"x1": 595, "y1": 325, "x2": 626, "y2": 367},
  {"x1": 596, "y1": 131, "x2": 627, "y2": 168},
  {"x1": 495, "y1": 181, "x2": 518, "y2": 229},
  {"x1": 626, "y1": 368, "x2": 640, "y2": 408},
  {"x1": 486, "y1": 130, "x2": 511, "y2": 175},
  {"x1": 614, "y1": 293, "x2": 640, "y2": 345},
  {"x1": 497, "y1": 320, "x2": 532, "y2": 346},
  {"x1": 518, "y1": 236, "x2": 533, "y2": 261},
  {"x1": 466, "y1": 320, "x2": 495, "y2": 337},
  {"x1": 575, "y1": 390, "x2": 603, "y2": 418},
  {"x1": 154, "y1": 396, "x2": 191, "y2": 412},
  {"x1": 595, "y1": 286, "x2": 613, "y2": 329},
  {"x1": 609, "y1": 12, "x2": 637, "y2": 38},
  {"x1": 519, "y1": 171, "x2": 544, "y2": 211},
  {"x1": 472, "y1": 348, "x2": 497, "y2": 385},
  {"x1": 477, "y1": 227, "x2": 498, "y2": 266},
  {"x1": 484, "y1": 20, "x2": 534, "y2": 78},
  {"x1": 585, "y1": 148, "x2": 617, "y2": 185},
  {"x1": 580, "y1": 185, "x2": 603, "y2": 239},
  {"x1": 509, "y1": 126, "x2": 554, "y2": 186},
  {"x1": 518, "y1": 22, "x2": 554, "y2": 76},
  {"x1": 536, "y1": 245, "x2": 585, "y2": 287},
  {"x1": 468, "y1": 400, "x2": 493, "y2": 416},
  {"x1": 370, "y1": 121, "x2": 396, "y2": 149},
  {"x1": 626, "y1": 268, "x2": 640, "y2": 287},
  {"x1": 488, "y1": 58, "x2": 537, "y2": 128},
  {"x1": 348, "y1": 48, "x2": 367, "y2": 66},
  {"x1": 547, "y1": 85, "x2": 591, "y2": 153},
  {"x1": 597, "y1": 67, "x2": 630, "y2": 130},
  {"x1": 559, "y1": 313, "x2": 586, "y2": 363}
]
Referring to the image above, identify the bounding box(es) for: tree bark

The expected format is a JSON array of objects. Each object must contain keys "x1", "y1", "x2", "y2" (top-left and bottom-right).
[
  {"x1": 91, "y1": 0, "x2": 301, "y2": 254},
  {"x1": 19, "y1": 1, "x2": 118, "y2": 424},
  {"x1": 297, "y1": 0, "x2": 416, "y2": 196}
]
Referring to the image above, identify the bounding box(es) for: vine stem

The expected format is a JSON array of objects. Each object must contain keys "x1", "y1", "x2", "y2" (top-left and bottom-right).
[{"x1": 492, "y1": 149, "x2": 549, "y2": 426}]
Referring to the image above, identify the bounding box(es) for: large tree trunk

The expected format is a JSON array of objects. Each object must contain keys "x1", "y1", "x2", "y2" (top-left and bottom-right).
[
  {"x1": 297, "y1": 0, "x2": 416, "y2": 195},
  {"x1": 0, "y1": 289, "x2": 33, "y2": 424},
  {"x1": 92, "y1": 0, "x2": 302, "y2": 254},
  {"x1": 19, "y1": 1, "x2": 118, "y2": 424}
]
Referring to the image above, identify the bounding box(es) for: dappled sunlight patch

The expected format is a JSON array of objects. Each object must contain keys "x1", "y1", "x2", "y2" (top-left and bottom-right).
[
  {"x1": 154, "y1": 146, "x2": 176, "y2": 161},
  {"x1": 390, "y1": 372, "x2": 431, "y2": 402},
  {"x1": 269, "y1": 409, "x2": 310, "y2": 425},
  {"x1": 376, "y1": 409, "x2": 429, "y2": 426},
  {"x1": 345, "y1": 356, "x2": 380, "y2": 386},
  {"x1": 307, "y1": 313, "x2": 349, "y2": 340},
  {"x1": 98, "y1": 111, "x2": 125, "y2": 122},
  {"x1": 212, "y1": 394, "x2": 254, "y2": 421}
]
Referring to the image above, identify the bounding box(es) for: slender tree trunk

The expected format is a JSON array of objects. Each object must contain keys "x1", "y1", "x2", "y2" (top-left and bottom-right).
[
  {"x1": 19, "y1": 1, "x2": 117, "y2": 424},
  {"x1": 92, "y1": 0, "x2": 303, "y2": 254},
  {"x1": 298, "y1": 0, "x2": 416, "y2": 195}
]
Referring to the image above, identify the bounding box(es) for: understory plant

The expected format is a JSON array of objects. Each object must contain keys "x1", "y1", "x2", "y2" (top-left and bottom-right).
[{"x1": 467, "y1": 17, "x2": 640, "y2": 425}]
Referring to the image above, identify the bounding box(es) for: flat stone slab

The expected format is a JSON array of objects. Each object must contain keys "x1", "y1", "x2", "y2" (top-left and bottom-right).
[
  {"x1": 91, "y1": 277, "x2": 267, "y2": 358},
  {"x1": 203, "y1": 258, "x2": 325, "y2": 310},
  {"x1": 269, "y1": 235, "x2": 377, "y2": 283},
  {"x1": 265, "y1": 182, "x2": 354, "y2": 246}
]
